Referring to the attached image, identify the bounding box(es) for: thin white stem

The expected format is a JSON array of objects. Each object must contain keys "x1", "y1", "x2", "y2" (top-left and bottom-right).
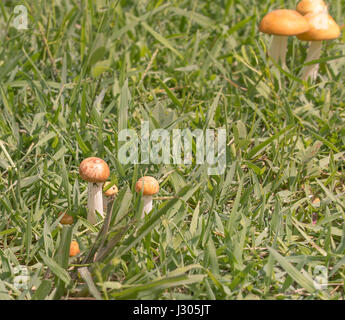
[
  {"x1": 142, "y1": 195, "x2": 153, "y2": 218},
  {"x1": 269, "y1": 35, "x2": 288, "y2": 68},
  {"x1": 87, "y1": 182, "x2": 104, "y2": 224},
  {"x1": 301, "y1": 41, "x2": 322, "y2": 82}
]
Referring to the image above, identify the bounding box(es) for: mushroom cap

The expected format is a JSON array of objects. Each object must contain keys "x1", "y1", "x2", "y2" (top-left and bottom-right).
[
  {"x1": 69, "y1": 240, "x2": 80, "y2": 257},
  {"x1": 312, "y1": 196, "x2": 321, "y2": 205},
  {"x1": 58, "y1": 212, "x2": 74, "y2": 225},
  {"x1": 79, "y1": 157, "x2": 110, "y2": 183},
  {"x1": 259, "y1": 9, "x2": 310, "y2": 36},
  {"x1": 297, "y1": 12, "x2": 340, "y2": 41},
  {"x1": 296, "y1": 0, "x2": 327, "y2": 16},
  {"x1": 104, "y1": 181, "x2": 119, "y2": 197},
  {"x1": 135, "y1": 176, "x2": 159, "y2": 196}
]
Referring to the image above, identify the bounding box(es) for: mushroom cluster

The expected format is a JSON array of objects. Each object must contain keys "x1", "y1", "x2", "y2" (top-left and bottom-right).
[
  {"x1": 259, "y1": 1, "x2": 341, "y2": 82},
  {"x1": 79, "y1": 157, "x2": 160, "y2": 224}
]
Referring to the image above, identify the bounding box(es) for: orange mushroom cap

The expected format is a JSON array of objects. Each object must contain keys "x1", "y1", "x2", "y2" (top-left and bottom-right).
[
  {"x1": 135, "y1": 176, "x2": 159, "y2": 196},
  {"x1": 58, "y1": 212, "x2": 74, "y2": 225},
  {"x1": 79, "y1": 157, "x2": 110, "y2": 183},
  {"x1": 69, "y1": 240, "x2": 80, "y2": 257},
  {"x1": 259, "y1": 9, "x2": 310, "y2": 36},
  {"x1": 297, "y1": 12, "x2": 340, "y2": 41},
  {"x1": 312, "y1": 196, "x2": 321, "y2": 205},
  {"x1": 104, "y1": 181, "x2": 119, "y2": 197}
]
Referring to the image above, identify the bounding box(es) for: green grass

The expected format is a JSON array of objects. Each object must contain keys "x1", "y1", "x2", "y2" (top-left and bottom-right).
[{"x1": 1, "y1": 0, "x2": 345, "y2": 300}]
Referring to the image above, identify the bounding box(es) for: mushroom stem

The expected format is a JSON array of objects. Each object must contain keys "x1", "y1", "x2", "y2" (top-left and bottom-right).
[
  {"x1": 142, "y1": 195, "x2": 153, "y2": 217},
  {"x1": 301, "y1": 41, "x2": 322, "y2": 82},
  {"x1": 87, "y1": 182, "x2": 104, "y2": 224},
  {"x1": 269, "y1": 35, "x2": 288, "y2": 68}
]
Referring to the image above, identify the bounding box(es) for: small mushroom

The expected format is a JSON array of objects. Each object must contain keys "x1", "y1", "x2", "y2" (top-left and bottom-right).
[
  {"x1": 103, "y1": 181, "x2": 118, "y2": 212},
  {"x1": 58, "y1": 211, "x2": 74, "y2": 225},
  {"x1": 296, "y1": 0, "x2": 327, "y2": 15},
  {"x1": 79, "y1": 157, "x2": 110, "y2": 225},
  {"x1": 311, "y1": 196, "x2": 321, "y2": 207},
  {"x1": 297, "y1": 11, "x2": 340, "y2": 82},
  {"x1": 259, "y1": 9, "x2": 310, "y2": 68},
  {"x1": 135, "y1": 176, "x2": 159, "y2": 217},
  {"x1": 69, "y1": 240, "x2": 80, "y2": 257}
]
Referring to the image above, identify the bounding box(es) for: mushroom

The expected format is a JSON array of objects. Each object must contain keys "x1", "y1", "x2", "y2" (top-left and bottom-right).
[
  {"x1": 58, "y1": 211, "x2": 74, "y2": 225},
  {"x1": 259, "y1": 9, "x2": 310, "y2": 68},
  {"x1": 69, "y1": 240, "x2": 80, "y2": 257},
  {"x1": 103, "y1": 181, "x2": 118, "y2": 212},
  {"x1": 79, "y1": 157, "x2": 110, "y2": 224},
  {"x1": 311, "y1": 196, "x2": 320, "y2": 207},
  {"x1": 297, "y1": 11, "x2": 340, "y2": 82},
  {"x1": 296, "y1": 0, "x2": 327, "y2": 15},
  {"x1": 135, "y1": 176, "x2": 159, "y2": 217}
]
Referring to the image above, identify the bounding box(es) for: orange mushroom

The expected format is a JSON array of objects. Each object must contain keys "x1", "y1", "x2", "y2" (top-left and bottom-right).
[
  {"x1": 79, "y1": 157, "x2": 110, "y2": 224},
  {"x1": 58, "y1": 212, "x2": 74, "y2": 225},
  {"x1": 69, "y1": 240, "x2": 80, "y2": 257},
  {"x1": 103, "y1": 181, "x2": 119, "y2": 212},
  {"x1": 135, "y1": 176, "x2": 159, "y2": 217},
  {"x1": 259, "y1": 9, "x2": 309, "y2": 67},
  {"x1": 297, "y1": 11, "x2": 340, "y2": 81}
]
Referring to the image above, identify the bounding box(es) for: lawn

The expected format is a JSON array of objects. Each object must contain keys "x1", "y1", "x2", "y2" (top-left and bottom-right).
[{"x1": 0, "y1": 0, "x2": 345, "y2": 300}]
